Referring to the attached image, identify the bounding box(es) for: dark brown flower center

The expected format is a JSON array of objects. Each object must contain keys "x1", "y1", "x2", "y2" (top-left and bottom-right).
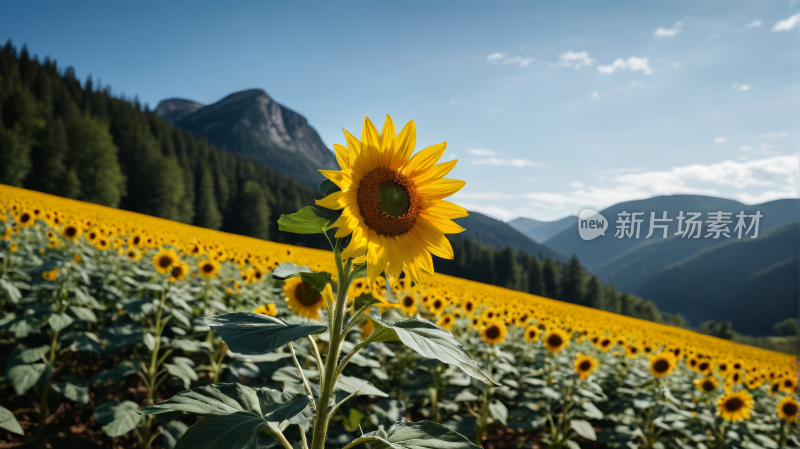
[
  {"x1": 548, "y1": 334, "x2": 563, "y2": 348},
  {"x1": 653, "y1": 359, "x2": 670, "y2": 373},
  {"x1": 783, "y1": 402, "x2": 798, "y2": 417},
  {"x1": 601, "y1": 339, "x2": 610, "y2": 347},
  {"x1": 158, "y1": 256, "x2": 173, "y2": 269},
  {"x1": 485, "y1": 325, "x2": 501, "y2": 340},
  {"x1": 20, "y1": 213, "x2": 30, "y2": 223},
  {"x1": 403, "y1": 295, "x2": 415, "y2": 307},
  {"x1": 702, "y1": 380, "x2": 715, "y2": 392},
  {"x1": 579, "y1": 360, "x2": 592, "y2": 371},
  {"x1": 698, "y1": 362, "x2": 709, "y2": 371},
  {"x1": 65, "y1": 226, "x2": 77, "y2": 237},
  {"x1": 724, "y1": 397, "x2": 743, "y2": 412},
  {"x1": 295, "y1": 281, "x2": 322, "y2": 306},
  {"x1": 356, "y1": 167, "x2": 420, "y2": 237},
  {"x1": 202, "y1": 263, "x2": 214, "y2": 273}
]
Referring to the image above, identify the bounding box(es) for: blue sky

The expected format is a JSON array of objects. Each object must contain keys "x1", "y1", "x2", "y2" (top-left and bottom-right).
[{"x1": 3, "y1": 0, "x2": 798, "y2": 221}]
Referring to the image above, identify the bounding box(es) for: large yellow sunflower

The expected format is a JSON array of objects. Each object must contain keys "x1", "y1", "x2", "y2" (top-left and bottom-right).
[
  {"x1": 316, "y1": 116, "x2": 467, "y2": 284},
  {"x1": 283, "y1": 277, "x2": 330, "y2": 320},
  {"x1": 777, "y1": 396, "x2": 799, "y2": 423},
  {"x1": 716, "y1": 390, "x2": 754, "y2": 422}
]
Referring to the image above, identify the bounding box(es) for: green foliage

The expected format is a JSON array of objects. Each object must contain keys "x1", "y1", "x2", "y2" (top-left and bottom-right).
[
  {"x1": 205, "y1": 312, "x2": 326, "y2": 355},
  {"x1": 277, "y1": 206, "x2": 332, "y2": 235},
  {"x1": 342, "y1": 421, "x2": 481, "y2": 449}
]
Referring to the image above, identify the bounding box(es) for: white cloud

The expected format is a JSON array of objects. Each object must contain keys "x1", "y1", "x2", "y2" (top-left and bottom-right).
[
  {"x1": 732, "y1": 83, "x2": 751, "y2": 91},
  {"x1": 740, "y1": 145, "x2": 753, "y2": 151},
  {"x1": 673, "y1": 61, "x2": 682, "y2": 68},
  {"x1": 743, "y1": 20, "x2": 762, "y2": 30},
  {"x1": 467, "y1": 149, "x2": 496, "y2": 156},
  {"x1": 598, "y1": 57, "x2": 653, "y2": 75},
  {"x1": 591, "y1": 90, "x2": 599, "y2": 99},
  {"x1": 762, "y1": 131, "x2": 788, "y2": 139},
  {"x1": 486, "y1": 53, "x2": 534, "y2": 67},
  {"x1": 654, "y1": 21, "x2": 683, "y2": 37},
  {"x1": 473, "y1": 157, "x2": 543, "y2": 168},
  {"x1": 714, "y1": 137, "x2": 726, "y2": 144},
  {"x1": 773, "y1": 14, "x2": 800, "y2": 32},
  {"x1": 557, "y1": 50, "x2": 594, "y2": 69}
]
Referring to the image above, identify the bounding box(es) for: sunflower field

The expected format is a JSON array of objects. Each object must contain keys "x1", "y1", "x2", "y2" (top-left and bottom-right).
[{"x1": 0, "y1": 117, "x2": 798, "y2": 449}]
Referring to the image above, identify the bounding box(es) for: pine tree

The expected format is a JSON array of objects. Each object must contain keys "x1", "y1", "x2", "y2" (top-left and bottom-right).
[
  {"x1": 236, "y1": 180, "x2": 270, "y2": 240},
  {"x1": 585, "y1": 275, "x2": 604, "y2": 309},
  {"x1": 194, "y1": 167, "x2": 223, "y2": 230},
  {"x1": 542, "y1": 258, "x2": 560, "y2": 299},
  {"x1": 65, "y1": 114, "x2": 125, "y2": 207},
  {"x1": 523, "y1": 255, "x2": 544, "y2": 296},
  {"x1": 561, "y1": 255, "x2": 585, "y2": 304},
  {"x1": 27, "y1": 118, "x2": 71, "y2": 195},
  {"x1": 604, "y1": 285, "x2": 621, "y2": 314},
  {"x1": 0, "y1": 124, "x2": 32, "y2": 187}
]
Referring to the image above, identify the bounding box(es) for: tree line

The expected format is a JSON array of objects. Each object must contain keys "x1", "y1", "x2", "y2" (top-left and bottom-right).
[{"x1": 0, "y1": 42, "x2": 686, "y2": 326}]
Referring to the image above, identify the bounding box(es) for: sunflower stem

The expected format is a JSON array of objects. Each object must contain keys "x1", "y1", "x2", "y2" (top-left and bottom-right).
[{"x1": 289, "y1": 342, "x2": 316, "y2": 411}]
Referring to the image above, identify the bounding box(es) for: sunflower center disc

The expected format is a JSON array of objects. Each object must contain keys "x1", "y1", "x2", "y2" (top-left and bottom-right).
[
  {"x1": 653, "y1": 360, "x2": 670, "y2": 373},
  {"x1": 295, "y1": 281, "x2": 322, "y2": 306},
  {"x1": 485, "y1": 326, "x2": 500, "y2": 339},
  {"x1": 357, "y1": 167, "x2": 420, "y2": 237},
  {"x1": 725, "y1": 397, "x2": 743, "y2": 412},
  {"x1": 579, "y1": 361, "x2": 591, "y2": 371}
]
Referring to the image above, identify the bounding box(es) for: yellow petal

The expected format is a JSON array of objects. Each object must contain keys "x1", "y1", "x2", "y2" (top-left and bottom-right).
[
  {"x1": 366, "y1": 231, "x2": 388, "y2": 285},
  {"x1": 403, "y1": 142, "x2": 447, "y2": 178},
  {"x1": 416, "y1": 178, "x2": 466, "y2": 201},
  {"x1": 341, "y1": 226, "x2": 366, "y2": 259},
  {"x1": 362, "y1": 117, "x2": 381, "y2": 169},
  {"x1": 421, "y1": 199, "x2": 469, "y2": 219},
  {"x1": 411, "y1": 219, "x2": 454, "y2": 260},
  {"x1": 315, "y1": 191, "x2": 343, "y2": 210},
  {"x1": 393, "y1": 120, "x2": 416, "y2": 169},
  {"x1": 412, "y1": 159, "x2": 458, "y2": 187},
  {"x1": 319, "y1": 170, "x2": 354, "y2": 190},
  {"x1": 333, "y1": 143, "x2": 351, "y2": 170},
  {"x1": 379, "y1": 115, "x2": 396, "y2": 168},
  {"x1": 383, "y1": 236, "x2": 403, "y2": 281},
  {"x1": 418, "y1": 212, "x2": 465, "y2": 234}
]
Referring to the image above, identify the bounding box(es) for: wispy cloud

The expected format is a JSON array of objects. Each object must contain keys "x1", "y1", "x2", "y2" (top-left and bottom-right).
[
  {"x1": 557, "y1": 50, "x2": 594, "y2": 68},
  {"x1": 762, "y1": 131, "x2": 788, "y2": 139},
  {"x1": 654, "y1": 21, "x2": 683, "y2": 37},
  {"x1": 473, "y1": 157, "x2": 543, "y2": 168},
  {"x1": 486, "y1": 52, "x2": 534, "y2": 67},
  {"x1": 467, "y1": 149, "x2": 496, "y2": 156},
  {"x1": 714, "y1": 137, "x2": 726, "y2": 144},
  {"x1": 597, "y1": 57, "x2": 653, "y2": 75},
  {"x1": 742, "y1": 20, "x2": 762, "y2": 30},
  {"x1": 591, "y1": 90, "x2": 599, "y2": 99},
  {"x1": 773, "y1": 14, "x2": 800, "y2": 32},
  {"x1": 732, "y1": 83, "x2": 751, "y2": 91}
]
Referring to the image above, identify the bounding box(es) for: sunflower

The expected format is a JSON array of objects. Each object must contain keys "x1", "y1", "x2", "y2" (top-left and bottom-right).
[
  {"x1": 543, "y1": 329, "x2": 569, "y2": 354},
  {"x1": 61, "y1": 224, "x2": 81, "y2": 242},
  {"x1": 649, "y1": 353, "x2": 677, "y2": 378},
  {"x1": 10, "y1": 241, "x2": 19, "y2": 252},
  {"x1": 284, "y1": 277, "x2": 330, "y2": 320},
  {"x1": 95, "y1": 237, "x2": 110, "y2": 251},
  {"x1": 777, "y1": 396, "x2": 799, "y2": 423},
  {"x1": 461, "y1": 298, "x2": 476, "y2": 315},
  {"x1": 481, "y1": 308, "x2": 499, "y2": 321},
  {"x1": 17, "y1": 211, "x2": 34, "y2": 228},
  {"x1": 716, "y1": 390, "x2": 754, "y2": 422},
  {"x1": 695, "y1": 376, "x2": 718, "y2": 394},
  {"x1": 152, "y1": 248, "x2": 179, "y2": 274},
  {"x1": 315, "y1": 115, "x2": 467, "y2": 285},
  {"x1": 169, "y1": 260, "x2": 190, "y2": 282},
  {"x1": 770, "y1": 379, "x2": 783, "y2": 396},
  {"x1": 0, "y1": 226, "x2": 10, "y2": 240},
  {"x1": 596, "y1": 337, "x2": 613, "y2": 352},
  {"x1": 252, "y1": 304, "x2": 278, "y2": 317},
  {"x1": 523, "y1": 324, "x2": 540, "y2": 342},
  {"x1": 428, "y1": 296, "x2": 447, "y2": 316},
  {"x1": 398, "y1": 293, "x2": 417, "y2": 316},
  {"x1": 126, "y1": 248, "x2": 143, "y2": 261},
  {"x1": 436, "y1": 313, "x2": 455, "y2": 331},
  {"x1": 625, "y1": 345, "x2": 641, "y2": 358},
  {"x1": 129, "y1": 233, "x2": 145, "y2": 247},
  {"x1": 780, "y1": 376, "x2": 797, "y2": 393},
  {"x1": 198, "y1": 259, "x2": 221, "y2": 279},
  {"x1": 696, "y1": 360, "x2": 713, "y2": 375},
  {"x1": 481, "y1": 320, "x2": 507, "y2": 345},
  {"x1": 574, "y1": 353, "x2": 599, "y2": 380},
  {"x1": 85, "y1": 228, "x2": 100, "y2": 244}
]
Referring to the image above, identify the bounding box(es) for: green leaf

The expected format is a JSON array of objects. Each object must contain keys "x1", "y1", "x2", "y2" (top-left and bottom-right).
[
  {"x1": 336, "y1": 375, "x2": 388, "y2": 397},
  {"x1": 53, "y1": 380, "x2": 90, "y2": 404},
  {"x1": 173, "y1": 412, "x2": 267, "y2": 449},
  {"x1": 160, "y1": 420, "x2": 189, "y2": 449},
  {"x1": 8, "y1": 363, "x2": 48, "y2": 395},
  {"x1": 90, "y1": 360, "x2": 139, "y2": 386},
  {"x1": 0, "y1": 405, "x2": 23, "y2": 435},
  {"x1": 299, "y1": 271, "x2": 332, "y2": 293},
  {"x1": 165, "y1": 357, "x2": 199, "y2": 389},
  {"x1": 48, "y1": 313, "x2": 74, "y2": 332},
  {"x1": 349, "y1": 263, "x2": 367, "y2": 280},
  {"x1": 95, "y1": 400, "x2": 143, "y2": 437},
  {"x1": 570, "y1": 419, "x2": 596, "y2": 441},
  {"x1": 69, "y1": 305, "x2": 98, "y2": 322},
  {"x1": 319, "y1": 178, "x2": 340, "y2": 196},
  {"x1": 342, "y1": 420, "x2": 480, "y2": 449},
  {"x1": 581, "y1": 402, "x2": 604, "y2": 420},
  {"x1": 205, "y1": 312, "x2": 325, "y2": 356},
  {"x1": 488, "y1": 400, "x2": 508, "y2": 426},
  {"x1": 277, "y1": 207, "x2": 330, "y2": 235},
  {"x1": 363, "y1": 316, "x2": 494, "y2": 385},
  {"x1": 353, "y1": 293, "x2": 385, "y2": 311},
  {"x1": 19, "y1": 345, "x2": 49, "y2": 363},
  {"x1": 0, "y1": 279, "x2": 21, "y2": 303},
  {"x1": 271, "y1": 262, "x2": 314, "y2": 280}
]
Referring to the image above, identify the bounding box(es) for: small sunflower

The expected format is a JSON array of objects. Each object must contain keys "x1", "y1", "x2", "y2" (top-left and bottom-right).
[
  {"x1": 153, "y1": 248, "x2": 179, "y2": 274},
  {"x1": 695, "y1": 376, "x2": 718, "y2": 394},
  {"x1": 315, "y1": 115, "x2": 468, "y2": 285},
  {"x1": 625, "y1": 345, "x2": 641, "y2": 358},
  {"x1": 95, "y1": 237, "x2": 110, "y2": 251},
  {"x1": 126, "y1": 248, "x2": 143, "y2": 261},
  {"x1": 696, "y1": 360, "x2": 713, "y2": 375},
  {"x1": 284, "y1": 277, "x2": 330, "y2": 320},
  {"x1": 253, "y1": 304, "x2": 278, "y2": 317},
  {"x1": 61, "y1": 224, "x2": 81, "y2": 242},
  {"x1": 780, "y1": 376, "x2": 797, "y2": 393},
  {"x1": 461, "y1": 298, "x2": 476, "y2": 315},
  {"x1": 523, "y1": 324, "x2": 539, "y2": 343},
  {"x1": 198, "y1": 259, "x2": 221, "y2": 278},
  {"x1": 169, "y1": 260, "x2": 190, "y2": 282},
  {"x1": 17, "y1": 211, "x2": 34, "y2": 228},
  {"x1": 649, "y1": 353, "x2": 677, "y2": 379},
  {"x1": 574, "y1": 353, "x2": 599, "y2": 380},
  {"x1": 85, "y1": 227, "x2": 100, "y2": 244},
  {"x1": 716, "y1": 390, "x2": 754, "y2": 422},
  {"x1": 777, "y1": 396, "x2": 799, "y2": 423},
  {"x1": 428, "y1": 296, "x2": 447, "y2": 316},
  {"x1": 481, "y1": 320, "x2": 507, "y2": 345},
  {"x1": 436, "y1": 313, "x2": 455, "y2": 331},
  {"x1": 399, "y1": 293, "x2": 417, "y2": 316},
  {"x1": 543, "y1": 329, "x2": 569, "y2": 354}
]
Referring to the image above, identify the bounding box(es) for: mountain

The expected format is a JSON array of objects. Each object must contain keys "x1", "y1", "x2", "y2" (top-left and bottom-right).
[
  {"x1": 544, "y1": 195, "x2": 800, "y2": 269},
  {"x1": 509, "y1": 216, "x2": 576, "y2": 243},
  {"x1": 637, "y1": 221, "x2": 800, "y2": 335},
  {"x1": 452, "y1": 212, "x2": 567, "y2": 263},
  {"x1": 156, "y1": 89, "x2": 338, "y2": 189}
]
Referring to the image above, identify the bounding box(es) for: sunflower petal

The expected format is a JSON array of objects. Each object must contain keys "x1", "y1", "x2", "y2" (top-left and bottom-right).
[
  {"x1": 341, "y1": 226, "x2": 366, "y2": 259},
  {"x1": 418, "y1": 212, "x2": 466, "y2": 234},
  {"x1": 412, "y1": 219, "x2": 455, "y2": 260},
  {"x1": 319, "y1": 170, "x2": 353, "y2": 190},
  {"x1": 412, "y1": 159, "x2": 458, "y2": 187},
  {"x1": 416, "y1": 178, "x2": 466, "y2": 201},
  {"x1": 315, "y1": 191, "x2": 343, "y2": 210},
  {"x1": 366, "y1": 232, "x2": 388, "y2": 285},
  {"x1": 422, "y1": 199, "x2": 469, "y2": 219},
  {"x1": 403, "y1": 142, "x2": 447, "y2": 177},
  {"x1": 362, "y1": 117, "x2": 381, "y2": 169},
  {"x1": 393, "y1": 120, "x2": 417, "y2": 169},
  {"x1": 333, "y1": 143, "x2": 351, "y2": 170},
  {"x1": 379, "y1": 115, "x2": 396, "y2": 168},
  {"x1": 383, "y1": 236, "x2": 403, "y2": 281}
]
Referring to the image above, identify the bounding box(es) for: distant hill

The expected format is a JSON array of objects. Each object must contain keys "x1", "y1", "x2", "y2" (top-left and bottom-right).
[
  {"x1": 452, "y1": 212, "x2": 567, "y2": 263},
  {"x1": 508, "y1": 216, "x2": 576, "y2": 243},
  {"x1": 637, "y1": 221, "x2": 800, "y2": 335},
  {"x1": 156, "y1": 89, "x2": 338, "y2": 189}
]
